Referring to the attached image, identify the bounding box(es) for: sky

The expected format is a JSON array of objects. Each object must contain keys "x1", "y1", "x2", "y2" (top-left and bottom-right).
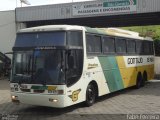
[{"x1": 0, "y1": 0, "x2": 93, "y2": 11}]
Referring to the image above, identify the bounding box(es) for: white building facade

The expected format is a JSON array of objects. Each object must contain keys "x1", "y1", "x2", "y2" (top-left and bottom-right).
[{"x1": 0, "y1": 10, "x2": 16, "y2": 58}]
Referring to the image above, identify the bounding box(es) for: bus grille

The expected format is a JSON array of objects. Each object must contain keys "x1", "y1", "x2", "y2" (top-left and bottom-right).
[{"x1": 33, "y1": 90, "x2": 45, "y2": 93}]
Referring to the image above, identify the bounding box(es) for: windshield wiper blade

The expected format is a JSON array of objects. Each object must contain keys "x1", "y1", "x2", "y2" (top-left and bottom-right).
[
  {"x1": 14, "y1": 74, "x2": 23, "y2": 85},
  {"x1": 15, "y1": 74, "x2": 31, "y2": 84}
]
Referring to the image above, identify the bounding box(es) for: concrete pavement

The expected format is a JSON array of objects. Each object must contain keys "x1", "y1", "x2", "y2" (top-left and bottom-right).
[{"x1": 0, "y1": 79, "x2": 160, "y2": 120}]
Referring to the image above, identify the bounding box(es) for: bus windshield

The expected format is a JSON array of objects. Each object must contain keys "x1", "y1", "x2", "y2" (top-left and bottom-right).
[
  {"x1": 14, "y1": 32, "x2": 66, "y2": 47},
  {"x1": 11, "y1": 30, "x2": 83, "y2": 85},
  {"x1": 12, "y1": 50, "x2": 65, "y2": 85}
]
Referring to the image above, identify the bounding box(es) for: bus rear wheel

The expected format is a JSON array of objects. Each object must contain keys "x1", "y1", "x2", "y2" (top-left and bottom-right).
[
  {"x1": 142, "y1": 72, "x2": 147, "y2": 87},
  {"x1": 136, "y1": 72, "x2": 143, "y2": 89},
  {"x1": 85, "y1": 84, "x2": 96, "y2": 106}
]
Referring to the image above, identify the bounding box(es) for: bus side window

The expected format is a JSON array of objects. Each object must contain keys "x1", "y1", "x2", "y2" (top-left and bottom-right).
[
  {"x1": 143, "y1": 41, "x2": 150, "y2": 55},
  {"x1": 136, "y1": 41, "x2": 143, "y2": 54},
  {"x1": 88, "y1": 45, "x2": 92, "y2": 52},
  {"x1": 127, "y1": 39, "x2": 136, "y2": 54},
  {"x1": 149, "y1": 42, "x2": 154, "y2": 55},
  {"x1": 94, "y1": 36, "x2": 101, "y2": 53},
  {"x1": 68, "y1": 55, "x2": 74, "y2": 69},
  {"x1": 67, "y1": 31, "x2": 83, "y2": 46},
  {"x1": 66, "y1": 50, "x2": 83, "y2": 87},
  {"x1": 115, "y1": 38, "x2": 126, "y2": 54},
  {"x1": 86, "y1": 34, "x2": 102, "y2": 54},
  {"x1": 86, "y1": 34, "x2": 94, "y2": 53},
  {"x1": 102, "y1": 36, "x2": 115, "y2": 54}
]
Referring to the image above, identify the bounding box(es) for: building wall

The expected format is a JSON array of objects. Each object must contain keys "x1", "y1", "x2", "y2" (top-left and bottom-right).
[{"x1": 0, "y1": 10, "x2": 16, "y2": 58}]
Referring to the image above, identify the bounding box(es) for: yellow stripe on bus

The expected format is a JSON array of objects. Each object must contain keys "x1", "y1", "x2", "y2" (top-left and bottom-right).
[{"x1": 116, "y1": 56, "x2": 154, "y2": 88}]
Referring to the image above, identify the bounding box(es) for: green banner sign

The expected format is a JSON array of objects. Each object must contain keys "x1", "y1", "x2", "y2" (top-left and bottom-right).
[{"x1": 103, "y1": 0, "x2": 137, "y2": 7}]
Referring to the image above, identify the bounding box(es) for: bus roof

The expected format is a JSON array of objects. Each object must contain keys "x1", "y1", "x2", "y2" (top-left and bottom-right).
[
  {"x1": 18, "y1": 25, "x2": 84, "y2": 33},
  {"x1": 18, "y1": 25, "x2": 153, "y2": 41}
]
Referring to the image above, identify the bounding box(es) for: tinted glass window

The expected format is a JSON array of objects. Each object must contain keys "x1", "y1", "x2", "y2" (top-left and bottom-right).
[
  {"x1": 67, "y1": 31, "x2": 83, "y2": 46},
  {"x1": 115, "y1": 38, "x2": 126, "y2": 53},
  {"x1": 12, "y1": 50, "x2": 66, "y2": 85},
  {"x1": 102, "y1": 36, "x2": 115, "y2": 53},
  {"x1": 136, "y1": 41, "x2": 143, "y2": 54},
  {"x1": 15, "y1": 32, "x2": 66, "y2": 47},
  {"x1": 149, "y1": 42, "x2": 154, "y2": 55},
  {"x1": 86, "y1": 34, "x2": 101, "y2": 53},
  {"x1": 143, "y1": 41, "x2": 150, "y2": 54},
  {"x1": 143, "y1": 41, "x2": 154, "y2": 55},
  {"x1": 127, "y1": 40, "x2": 136, "y2": 53},
  {"x1": 86, "y1": 35, "x2": 94, "y2": 53},
  {"x1": 66, "y1": 50, "x2": 83, "y2": 86}
]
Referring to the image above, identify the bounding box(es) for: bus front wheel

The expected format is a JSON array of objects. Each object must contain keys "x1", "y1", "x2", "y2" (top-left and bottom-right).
[{"x1": 85, "y1": 84, "x2": 96, "y2": 106}]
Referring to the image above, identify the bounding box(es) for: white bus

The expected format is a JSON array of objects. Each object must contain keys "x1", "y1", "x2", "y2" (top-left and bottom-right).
[{"x1": 10, "y1": 25, "x2": 154, "y2": 108}]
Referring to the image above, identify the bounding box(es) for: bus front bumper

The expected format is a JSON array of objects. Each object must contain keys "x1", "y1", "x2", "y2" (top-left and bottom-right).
[{"x1": 11, "y1": 92, "x2": 67, "y2": 108}]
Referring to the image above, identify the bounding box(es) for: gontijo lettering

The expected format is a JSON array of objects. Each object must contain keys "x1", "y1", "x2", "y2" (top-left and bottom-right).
[{"x1": 128, "y1": 57, "x2": 143, "y2": 64}]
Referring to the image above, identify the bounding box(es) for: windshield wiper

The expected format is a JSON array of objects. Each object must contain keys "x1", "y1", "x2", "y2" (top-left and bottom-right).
[
  {"x1": 14, "y1": 74, "x2": 23, "y2": 85},
  {"x1": 15, "y1": 74, "x2": 31, "y2": 84}
]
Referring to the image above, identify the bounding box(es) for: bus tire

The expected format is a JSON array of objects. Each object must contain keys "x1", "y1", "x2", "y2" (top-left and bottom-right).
[
  {"x1": 136, "y1": 72, "x2": 142, "y2": 89},
  {"x1": 85, "y1": 83, "x2": 96, "y2": 107},
  {"x1": 142, "y1": 71, "x2": 147, "y2": 87}
]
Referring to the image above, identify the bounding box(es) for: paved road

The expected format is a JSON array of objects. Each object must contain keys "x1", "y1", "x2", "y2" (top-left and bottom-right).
[{"x1": 0, "y1": 79, "x2": 160, "y2": 120}]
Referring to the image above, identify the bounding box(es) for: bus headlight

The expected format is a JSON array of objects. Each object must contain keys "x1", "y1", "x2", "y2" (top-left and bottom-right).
[
  {"x1": 49, "y1": 98, "x2": 58, "y2": 103},
  {"x1": 11, "y1": 96, "x2": 18, "y2": 100},
  {"x1": 53, "y1": 99, "x2": 58, "y2": 102},
  {"x1": 11, "y1": 96, "x2": 20, "y2": 103}
]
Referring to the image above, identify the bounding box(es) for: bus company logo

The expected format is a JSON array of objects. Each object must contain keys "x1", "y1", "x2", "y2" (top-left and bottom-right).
[
  {"x1": 68, "y1": 89, "x2": 81, "y2": 102},
  {"x1": 88, "y1": 63, "x2": 98, "y2": 69}
]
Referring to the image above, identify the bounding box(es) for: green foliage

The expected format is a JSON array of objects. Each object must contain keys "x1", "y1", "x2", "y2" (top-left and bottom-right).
[{"x1": 120, "y1": 25, "x2": 160, "y2": 40}]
